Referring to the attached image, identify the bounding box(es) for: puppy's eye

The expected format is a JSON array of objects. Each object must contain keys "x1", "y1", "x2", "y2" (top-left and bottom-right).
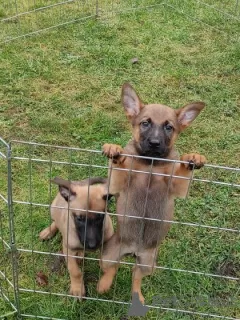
[
  {"x1": 165, "y1": 124, "x2": 173, "y2": 131},
  {"x1": 141, "y1": 120, "x2": 150, "y2": 128}
]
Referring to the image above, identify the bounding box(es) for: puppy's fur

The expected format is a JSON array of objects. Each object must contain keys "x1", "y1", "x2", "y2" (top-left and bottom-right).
[
  {"x1": 97, "y1": 83, "x2": 207, "y2": 304},
  {"x1": 40, "y1": 177, "x2": 113, "y2": 299}
]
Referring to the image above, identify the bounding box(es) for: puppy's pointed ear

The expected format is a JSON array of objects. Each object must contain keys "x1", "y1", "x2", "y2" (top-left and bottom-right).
[
  {"x1": 51, "y1": 177, "x2": 76, "y2": 202},
  {"x1": 102, "y1": 193, "x2": 114, "y2": 201},
  {"x1": 58, "y1": 186, "x2": 76, "y2": 202},
  {"x1": 176, "y1": 102, "x2": 205, "y2": 131},
  {"x1": 121, "y1": 83, "x2": 144, "y2": 120}
]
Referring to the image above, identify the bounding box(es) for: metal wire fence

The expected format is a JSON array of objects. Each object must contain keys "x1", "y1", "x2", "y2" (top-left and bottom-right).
[
  {"x1": 0, "y1": 137, "x2": 239, "y2": 319},
  {"x1": 0, "y1": 1, "x2": 240, "y2": 319},
  {"x1": 0, "y1": 0, "x2": 240, "y2": 43}
]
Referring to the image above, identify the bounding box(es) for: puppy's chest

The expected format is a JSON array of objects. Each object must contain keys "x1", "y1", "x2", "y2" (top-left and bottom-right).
[
  {"x1": 128, "y1": 164, "x2": 172, "y2": 193},
  {"x1": 121, "y1": 172, "x2": 169, "y2": 213}
]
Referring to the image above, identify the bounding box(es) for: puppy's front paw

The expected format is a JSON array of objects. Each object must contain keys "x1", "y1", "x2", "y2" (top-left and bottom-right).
[
  {"x1": 97, "y1": 275, "x2": 113, "y2": 294},
  {"x1": 70, "y1": 282, "x2": 85, "y2": 300},
  {"x1": 39, "y1": 227, "x2": 53, "y2": 240},
  {"x1": 181, "y1": 153, "x2": 206, "y2": 170},
  {"x1": 102, "y1": 144, "x2": 125, "y2": 164}
]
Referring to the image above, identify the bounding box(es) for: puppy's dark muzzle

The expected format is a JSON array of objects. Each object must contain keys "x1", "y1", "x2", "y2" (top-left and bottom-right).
[
  {"x1": 74, "y1": 213, "x2": 104, "y2": 251},
  {"x1": 84, "y1": 239, "x2": 102, "y2": 250},
  {"x1": 148, "y1": 138, "x2": 161, "y2": 148}
]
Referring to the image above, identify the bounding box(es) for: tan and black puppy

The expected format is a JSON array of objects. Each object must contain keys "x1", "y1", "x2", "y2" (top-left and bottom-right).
[
  {"x1": 97, "y1": 83, "x2": 207, "y2": 304},
  {"x1": 40, "y1": 177, "x2": 114, "y2": 299}
]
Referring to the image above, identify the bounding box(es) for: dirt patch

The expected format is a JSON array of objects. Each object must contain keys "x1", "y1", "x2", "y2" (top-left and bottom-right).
[{"x1": 216, "y1": 259, "x2": 240, "y2": 277}]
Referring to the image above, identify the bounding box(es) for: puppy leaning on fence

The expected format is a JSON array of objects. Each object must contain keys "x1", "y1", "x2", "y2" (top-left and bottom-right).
[
  {"x1": 39, "y1": 177, "x2": 114, "y2": 299},
  {"x1": 97, "y1": 83, "x2": 207, "y2": 304}
]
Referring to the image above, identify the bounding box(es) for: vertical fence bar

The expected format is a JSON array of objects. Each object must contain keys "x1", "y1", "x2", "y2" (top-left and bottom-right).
[
  {"x1": 96, "y1": 0, "x2": 99, "y2": 17},
  {"x1": 0, "y1": 141, "x2": 11, "y2": 309},
  {"x1": 235, "y1": 0, "x2": 239, "y2": 13},
  {"x1": 48, "y1": 146, "x2": 53, "y2": 318},
  {"x1": 7, "y1": 143, "x2": 21, "y2": 318}
]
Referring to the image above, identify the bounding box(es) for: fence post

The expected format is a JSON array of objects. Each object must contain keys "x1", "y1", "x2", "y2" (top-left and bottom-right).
[
  {"x1": 235, "y1": 0, "x2": 239, "y2": 12},
  {"x1": 7, "y1": 143, "x2": 21, "y2": 318},
  {"x1": 96, "y1": 0, "x2": 99, "y2": 17}
]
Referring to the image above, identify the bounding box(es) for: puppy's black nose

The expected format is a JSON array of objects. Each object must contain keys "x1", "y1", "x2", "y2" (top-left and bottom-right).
[
  {"x1": 87, "y1": 240, "x2": 97, "y2": 250},
  {"x1": 148, "y1": 139, "x2": 160, "y2": 147}
]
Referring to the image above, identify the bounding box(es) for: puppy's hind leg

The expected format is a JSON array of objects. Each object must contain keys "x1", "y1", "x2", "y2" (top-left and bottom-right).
[
  {"x1": 132, "y1": 247, "x2": 158, "y2": 305},
  {"x1": 97, "y1": 233, "x2": 130, "y2": 294},
  {"x1": 39, "y1": 221, "x2": 58, "y2": 240}
]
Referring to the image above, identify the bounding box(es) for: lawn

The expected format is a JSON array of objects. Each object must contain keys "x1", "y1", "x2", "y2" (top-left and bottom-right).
[{"x1": 0, "y1": 0, "x2": 239, "y2": 319}]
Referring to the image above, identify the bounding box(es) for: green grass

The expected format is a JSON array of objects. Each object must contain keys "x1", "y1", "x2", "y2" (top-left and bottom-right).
[{"x1": 0, "y1": 1, "x2": 240, "y2": 319}]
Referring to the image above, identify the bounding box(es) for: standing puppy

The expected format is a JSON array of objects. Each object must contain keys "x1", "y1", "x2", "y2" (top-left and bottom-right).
[
  {"x1": 97, "y1": 83, "x2": 207, "y2": 304},
  {"x1": 40, "y1": 177, "x2": 114, "y2": 299}
]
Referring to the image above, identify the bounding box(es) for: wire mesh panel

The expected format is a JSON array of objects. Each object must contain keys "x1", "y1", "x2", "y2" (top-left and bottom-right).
[
  {"x1": 165, "y1": 0, "x2": 240, "y2": 35},
  {"x1": 0, "y1": 0, "x2": 97, "y2": 43},
  {"x1": 0, "y1": 0, "x2": 166, "y2": 43},
  {"x1": 0, "y1": 0, "x2": 240, "y2": 319},
  {"x1": 1, "y1": 0, "x2": 239, "y2": 43},
  {"x1": 0, "y1": 138, "x2": 19, "y2": 318},
  {"x1": 0, "y1": 139, "x2": 239, "y2": 319}
]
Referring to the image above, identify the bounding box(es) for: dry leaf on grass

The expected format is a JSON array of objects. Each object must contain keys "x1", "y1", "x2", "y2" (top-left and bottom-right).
[{"x1": 36, "y1": 271, "x2": 48, "y2": 286}]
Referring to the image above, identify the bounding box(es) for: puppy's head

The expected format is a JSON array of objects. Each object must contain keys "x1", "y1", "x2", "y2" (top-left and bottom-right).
[
  {"x1": 121, "y1": 83, "x2": 205, "y2": 158},
  {"x1": 52, "y1": 177, "x2": 112, "y2": 250}
]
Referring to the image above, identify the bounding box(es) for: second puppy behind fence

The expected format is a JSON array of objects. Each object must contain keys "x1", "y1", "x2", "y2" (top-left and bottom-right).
[{"x1": 39, "y1": 176, "x2": 114, "y2": 299}]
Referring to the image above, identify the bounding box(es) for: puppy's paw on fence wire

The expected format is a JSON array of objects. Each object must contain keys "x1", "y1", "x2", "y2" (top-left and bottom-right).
[
  {"x1": 181, "y1": 153, "x2": 206, "y2": 170},
  {"x1": 102, "y1": 143, "x2": 126, "y2": 164}
]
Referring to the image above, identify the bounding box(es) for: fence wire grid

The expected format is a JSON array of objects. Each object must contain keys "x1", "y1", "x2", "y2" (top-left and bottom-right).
[
  {"x1": 0, "y1": 138, "x2": 239, "y2": 319},
  {"x1": 0, "y1": 0, "x2": 240, "y2": 319},
  {"x1": 0, "y1": 0, "x2": 240, "y2": 43}
]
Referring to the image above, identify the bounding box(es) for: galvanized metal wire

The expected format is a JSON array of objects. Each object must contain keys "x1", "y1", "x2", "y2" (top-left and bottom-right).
[
  {"x1": 0, "y1": 3, "x2": 239, "y2": 319},
  {"x1": 1, "y1": 0, "x2": 240, "y2": 43},
  {"x1": 0, "y1": 137, "x2": 239, "y2": 319}
]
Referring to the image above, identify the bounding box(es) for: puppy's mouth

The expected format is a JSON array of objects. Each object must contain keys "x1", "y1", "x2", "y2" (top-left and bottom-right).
[
  {"x1": 83, "y1": 241, "x2": 102, "y2": 251},
  {"x1": 135, "y1": 141, "x2": 170, "y2": 159},
  {"x1": 83, "y1": 246, "x2": 99, "y2": 251},
  {"x1": 141, "y1": 149, "x2": 169, "y2": 158},
  {"x1": 77, "y1": 234, "x2": 104, "y2": 250}
]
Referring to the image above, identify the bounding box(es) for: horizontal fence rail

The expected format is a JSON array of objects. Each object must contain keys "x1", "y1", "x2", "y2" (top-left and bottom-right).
[
  {"x1": 0, "y1": 137, "x2": 239, "y2": 319},
  {"x1": 1, "y1": 0, "x2": 240, "y2": 43}
]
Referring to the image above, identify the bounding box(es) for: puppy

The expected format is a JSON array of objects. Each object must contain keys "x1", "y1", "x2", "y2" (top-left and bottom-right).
[
  {"x1": 97, "y1": 83, "x2": 207, "y2": 304},
  {"x1": 40, "y1": 176, "x2": 114, "y2": 299}
]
